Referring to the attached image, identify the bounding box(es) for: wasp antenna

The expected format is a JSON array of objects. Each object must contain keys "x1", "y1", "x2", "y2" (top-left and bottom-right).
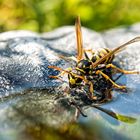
[{"x1": 75, "y1": 16, "x2": 84, "y2": 61}]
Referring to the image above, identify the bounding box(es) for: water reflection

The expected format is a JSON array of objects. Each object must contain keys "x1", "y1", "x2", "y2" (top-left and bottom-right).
[
  {"x1": 0, "y1": 85, "x2": 139, "y2": 140},
  {"x1": 0, "y1": 88, "x2": 107, "y2": 140}
]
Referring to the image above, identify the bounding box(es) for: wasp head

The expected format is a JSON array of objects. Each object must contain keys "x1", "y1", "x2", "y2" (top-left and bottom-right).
[{"x1": 68, "y1": 70, "x2": 83, "y2": 88}]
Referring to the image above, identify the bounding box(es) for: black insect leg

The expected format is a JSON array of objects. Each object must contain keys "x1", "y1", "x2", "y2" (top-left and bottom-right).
[{"x1": 68, "y1": 100, "x2": 87, "y2": 117}]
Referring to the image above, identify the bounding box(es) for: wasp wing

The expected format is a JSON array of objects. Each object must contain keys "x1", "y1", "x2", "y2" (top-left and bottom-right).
[
  {"x1": 75, "y1": 16, "x2": 84, "y2": 61},
  {"x1": 92, "y1": 105, "x2": 136, "y2": 123},
  {"x1": 92, "y1": 36, "x2": 140, "y2": 68}
]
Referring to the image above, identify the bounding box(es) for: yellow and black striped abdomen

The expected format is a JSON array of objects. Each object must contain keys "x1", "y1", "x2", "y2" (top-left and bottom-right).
[{"x1": 91, "y1": 48, "x2": 114, "y2": 64}]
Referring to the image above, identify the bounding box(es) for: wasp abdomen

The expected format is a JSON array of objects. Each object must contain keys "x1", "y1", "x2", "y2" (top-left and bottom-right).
[{"x1": 91, "y1": 48, "x2": 114, "y2": 64}]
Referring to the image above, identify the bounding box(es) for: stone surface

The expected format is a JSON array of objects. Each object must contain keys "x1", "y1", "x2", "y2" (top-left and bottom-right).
[{"x1": 0, "y1": 24, "x2": 140, "y2": 140}]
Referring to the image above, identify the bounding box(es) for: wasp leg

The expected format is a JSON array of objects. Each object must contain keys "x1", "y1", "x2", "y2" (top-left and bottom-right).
[
  {"x1": 86, "y1": 81, "x2": 99, "y2": 100},
  {"x1": 106, "y1": 64, "x2": 139, "y2": 74},
  {"x1": 48, "y1": 66, "x2": 72, "y2": 81},
  {"x1": 58, "y1": 50, "x2": 93, "y2": 62},
  {"x1": 96, "y1": 70, "x2": 126, "y2": 89},
  {"x1": 69, "y1": 100, "x2": 87, "y2": 117},
  {"x1": 48, "y1": 75, "x2": 64, "y2": 81},
  {"x1": 48, "y1": 70, "x2": 67, "y2": 81},
  {"x1": 88, "y1": 81, "x2": 94, "y2": 98}
]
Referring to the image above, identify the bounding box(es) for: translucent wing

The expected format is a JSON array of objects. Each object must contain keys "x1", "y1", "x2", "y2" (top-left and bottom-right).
[
  {"x1": 92, "y1": 105, "x2": 136, "y2": 123},
  {"x1": 75, "y1": 16, "x2": 84, "y2": 61},
  {"x1": 92, "y1": 36, "x2": 140, "y2": 68}
]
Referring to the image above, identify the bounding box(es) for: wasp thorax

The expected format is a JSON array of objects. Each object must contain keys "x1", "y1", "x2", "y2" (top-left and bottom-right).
[
  {"x1": 76, "y1": 59, "x2": 92, "y2": 74},
  {"x1": 91, "y1": 48, "x2": 114, "y2": 64}
]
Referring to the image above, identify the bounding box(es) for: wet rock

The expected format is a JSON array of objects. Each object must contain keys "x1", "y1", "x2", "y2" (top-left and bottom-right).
[
  {"x1": 0, "y1": 28, "x2": 105, "y2": 96},
  {"x1": 0, "y1": 24, "x2": 140, "y2": 140}
]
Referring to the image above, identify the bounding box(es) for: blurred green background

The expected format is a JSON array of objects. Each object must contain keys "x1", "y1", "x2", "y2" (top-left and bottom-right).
[{"x1": 0, "y1": 0, "x2": 140, "y2": 33}]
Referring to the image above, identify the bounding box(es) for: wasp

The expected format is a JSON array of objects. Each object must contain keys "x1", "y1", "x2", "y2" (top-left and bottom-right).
[
  {"x1": 48, "y1": 16, "x2": 140, "y2": 101},
  {"x1": 48, "y1": 17, "x2": 140, "y2": 122}
]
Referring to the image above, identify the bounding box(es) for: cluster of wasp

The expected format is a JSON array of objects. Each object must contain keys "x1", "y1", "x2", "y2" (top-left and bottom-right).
[{"x1": 48, "y1": 16, "x2": 140, "y2": 123}]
